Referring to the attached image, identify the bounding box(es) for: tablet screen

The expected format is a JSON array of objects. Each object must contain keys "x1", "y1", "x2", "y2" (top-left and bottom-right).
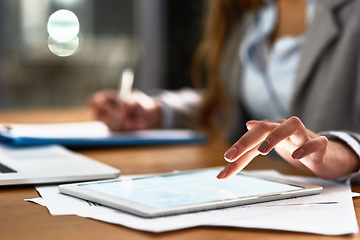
[{"x1": 79, "y1": 169, "x2": 303, "y2": 209}]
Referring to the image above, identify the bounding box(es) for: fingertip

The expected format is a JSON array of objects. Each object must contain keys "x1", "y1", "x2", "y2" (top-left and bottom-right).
[
  {"x1": 224, "y1": 147, "x2": 238, "y2": 162},
  {"x1": 217, "y1": 168, "x2": 234, "y2": 180},
  {"x1": 224, "y1": 156, "x2": 236, "y2": 163},
  {"x1": 321, "y1": 135, "x2": 329, "y2": 144},
  {"x1": 257, "y1": 140, "x2": 270, "y2": 154},
  {"x1": 218, "y1": 168, "x2": 240, "y2": 180},
  {"x1": 217, "y1": 169, "x2": 227, "y2": 179},
  {"x1": 245, "y1": 120, "x2": 258, "y2": 130},
  {"x1": 292, "y1": 148, "x2": 304, "y2": 160}
]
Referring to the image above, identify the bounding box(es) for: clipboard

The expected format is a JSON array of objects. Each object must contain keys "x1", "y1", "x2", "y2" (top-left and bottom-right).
[{"x1": 0, "y1": 121, "x2": 206, "y2": 147}]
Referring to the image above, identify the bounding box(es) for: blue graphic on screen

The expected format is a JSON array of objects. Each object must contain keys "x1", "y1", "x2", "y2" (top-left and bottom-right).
[{"x1": 81, "y1": 169, "x2": 302, "y2": 208}]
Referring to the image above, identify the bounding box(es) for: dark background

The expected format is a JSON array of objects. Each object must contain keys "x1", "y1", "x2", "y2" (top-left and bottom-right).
[{"x1": 0, "y1": 0, "x2": 204, "y2": 109}]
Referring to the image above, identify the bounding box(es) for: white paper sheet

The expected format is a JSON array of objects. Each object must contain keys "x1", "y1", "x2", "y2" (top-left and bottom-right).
[
  {"x1": 209, "y1": 173, "x2": 359, "y2": 235},
  {"x1": 30, "y1": 171, "x2": 359, "y2": 235},
  {"x1": 25, "y1": 197, "x2": 46, "y2": 206}
]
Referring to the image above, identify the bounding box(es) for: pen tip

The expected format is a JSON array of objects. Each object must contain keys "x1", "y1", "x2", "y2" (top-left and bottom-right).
[{"x1": 3, "y1": 123, "x2": 12, "y2": 130}]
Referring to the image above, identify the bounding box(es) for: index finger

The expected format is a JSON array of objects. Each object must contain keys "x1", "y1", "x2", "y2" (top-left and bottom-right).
[
  {"x1": 224, "y1": 121, "x2": 279, "y2": 162},
  {"x1": 218, "y1": 142, "x2": 262, "y2": 179}
]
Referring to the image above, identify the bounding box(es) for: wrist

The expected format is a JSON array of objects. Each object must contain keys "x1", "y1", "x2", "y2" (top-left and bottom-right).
[
  {"x1": 326, "y1": 140, "x2": 360, "y2": 177},
  {"x1": 150, "y1": 99, "x2": 163, "y2": 128}
]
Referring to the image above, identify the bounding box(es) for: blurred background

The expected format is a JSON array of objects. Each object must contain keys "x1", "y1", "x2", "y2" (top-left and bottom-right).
[{"x1": 0, "y1": 0, "x2": 203, "y2": 109}]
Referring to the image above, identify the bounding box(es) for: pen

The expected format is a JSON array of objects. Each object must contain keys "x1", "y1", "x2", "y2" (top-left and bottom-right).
[
  {"x1": 1, "y1": 123, "x2": 12, "y2": 131},
  {"x1": 118, "y1": 68, "x2": 134, "y2": 100},
  {"x1": 111, "y1": 68, "x2": 134, "y2": 130}
]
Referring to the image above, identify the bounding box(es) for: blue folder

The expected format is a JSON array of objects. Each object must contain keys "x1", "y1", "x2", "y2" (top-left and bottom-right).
[{"x1": 0, "y1": 122, "x2": 207, "y2": 148}]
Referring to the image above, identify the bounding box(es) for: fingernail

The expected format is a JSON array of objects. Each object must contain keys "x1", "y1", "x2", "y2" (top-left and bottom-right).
[
  {"x1": 292, "y1": 148, "x2": 304, "y2": 159},
  {"x1": 217, "y1": 169, "x2": 228, "y2": 179},
  {"x1": 224, "y1": 147, "x2": 238, "y2": 162},
  {"x1": 258, "y1": 140, "x2": 269, "y2": 153}
]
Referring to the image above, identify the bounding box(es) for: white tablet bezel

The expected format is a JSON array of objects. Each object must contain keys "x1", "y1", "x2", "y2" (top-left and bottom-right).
[{"x1": 58, "y1": 168, "x2": 323, "y2": 218}]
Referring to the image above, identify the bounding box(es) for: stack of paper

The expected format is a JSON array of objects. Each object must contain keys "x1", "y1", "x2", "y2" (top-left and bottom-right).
[{"x1": 26, "y1": 171, "x2": 359, "y2": 235}]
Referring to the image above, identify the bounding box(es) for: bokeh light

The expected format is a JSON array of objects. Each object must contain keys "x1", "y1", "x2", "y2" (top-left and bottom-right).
[
  {"x1": 47, "y1": 9, "x2": 80, "y2": 57},
  {"x1": 47, "y1": 9, "x2": 79, "y2": 42},
  {"x1": 48, "y1": 35, "x2": 80, "y2": 57}
]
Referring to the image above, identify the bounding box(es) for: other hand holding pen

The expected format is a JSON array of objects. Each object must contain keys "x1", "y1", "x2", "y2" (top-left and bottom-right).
[
  {"x1": 217, "y1": 116, "x2": 360, "y2": 181},
  {"x1": 87, "y1": 89, "x2": 162, "y2": 131}
]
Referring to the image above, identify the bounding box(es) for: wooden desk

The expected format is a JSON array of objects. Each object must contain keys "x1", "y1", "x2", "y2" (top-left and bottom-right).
[{"x1": 0, "y1": 108, "x2": 359, "y2": 240}]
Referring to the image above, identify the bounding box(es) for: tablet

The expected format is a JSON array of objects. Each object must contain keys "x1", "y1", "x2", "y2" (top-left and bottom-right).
[{"x1": 58, "y1": 168, "x2": 323, "y2": 218}]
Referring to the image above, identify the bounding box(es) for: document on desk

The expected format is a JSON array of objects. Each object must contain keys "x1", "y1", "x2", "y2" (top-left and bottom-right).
[
  {"x1": 26, "y1": 171, "x2": 359, "y2": 235},
  {"x1": 0, "y1": 121, "x2": 206, "y2": 147}
]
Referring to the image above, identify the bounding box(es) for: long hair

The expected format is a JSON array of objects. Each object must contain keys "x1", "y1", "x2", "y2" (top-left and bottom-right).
[{"x1": 191, "y1": 0, "x2": 263, "y2": 136}]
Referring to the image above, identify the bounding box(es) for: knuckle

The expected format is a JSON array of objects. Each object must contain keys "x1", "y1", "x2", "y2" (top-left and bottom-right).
[
  {"x1": 267, "y1": 130, "x2": 281, "y2": 142},
  {"x1": 288, "y1": 116, "x2": 302, "y2": 126},
  {"x1": 236, "y1": 138, "x2": 248, "y2": 148},
  {"x1": 320, "y1": 136, "x2": 329, "y2": 145}
]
